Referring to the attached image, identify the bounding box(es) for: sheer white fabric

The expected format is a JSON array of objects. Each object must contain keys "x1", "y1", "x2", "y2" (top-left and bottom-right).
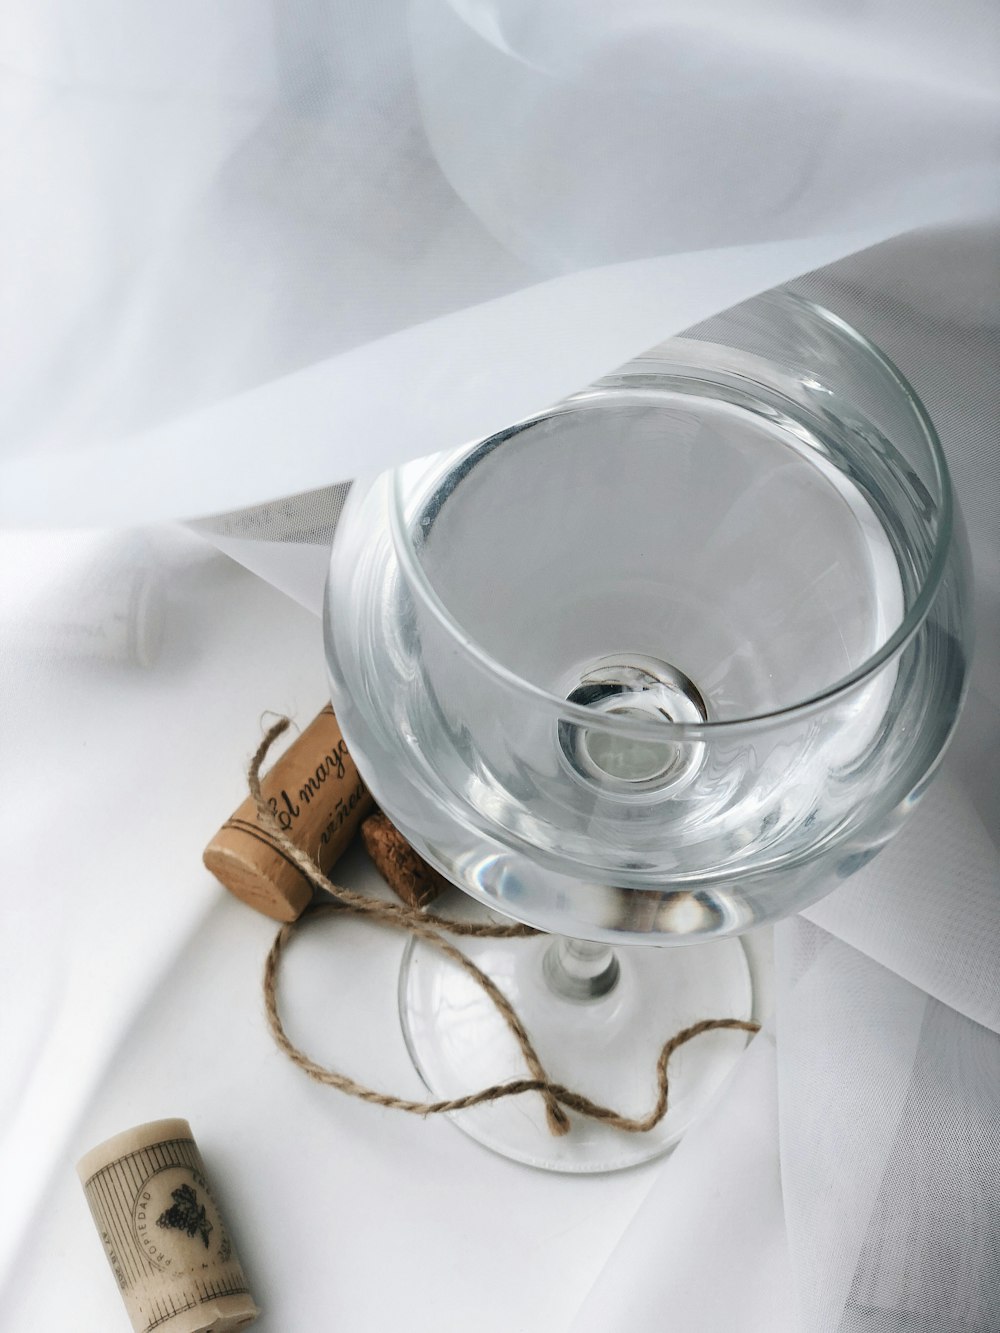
[
  {"x1": 777, "y1": 922, "x2": 1000, "y2": 1333},
  {"x1": 2, "y1": 1, "x2": 997, "y2": 520}
]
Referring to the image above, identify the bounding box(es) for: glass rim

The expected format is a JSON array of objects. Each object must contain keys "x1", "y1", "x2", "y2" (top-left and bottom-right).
[{"x1": 389, "y1": 293, "x2": 954, "y2": 739}]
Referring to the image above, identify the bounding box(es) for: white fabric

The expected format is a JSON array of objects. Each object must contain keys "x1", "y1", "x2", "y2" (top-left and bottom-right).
[
  {"x1": 2, "y1": 5, "x2": 999, "y2": 1330},
  {"x1": 2, "y1": 1, "x2": 998, "y2": 521},
  {"x1": 570, "y1": 1033, "x2": 799, "y2": 1333},
  {"x1": 0, "y1": 232, "x2": 904, "y2": 524},
  {"x1": 776, "y1": 922, "x2": 1000, "y2": 1333}
]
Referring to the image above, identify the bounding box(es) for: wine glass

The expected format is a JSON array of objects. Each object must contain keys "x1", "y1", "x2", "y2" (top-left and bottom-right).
[{"x1": 323, "y1": 291, "x2": 970, "y2": 1171}]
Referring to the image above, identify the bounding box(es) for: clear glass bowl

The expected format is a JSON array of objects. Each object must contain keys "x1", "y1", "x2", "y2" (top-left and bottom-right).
[{"x1": 324, "y1": 292, "x2": 970, "y2": 946}]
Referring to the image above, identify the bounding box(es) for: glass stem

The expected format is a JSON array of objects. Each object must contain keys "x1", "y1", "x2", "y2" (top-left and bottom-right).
[{"x1": 542, "y1": 937, "x2": 620, "y2": 1002}]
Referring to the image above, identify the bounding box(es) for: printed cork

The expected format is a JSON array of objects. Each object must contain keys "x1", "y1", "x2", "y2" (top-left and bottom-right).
[
  {"x1": 204, "y1": 704, "x2": 374, "y2": 921},
  {"x1": 77, "y1": 1119, "x2": 259, "y2": 1333}
]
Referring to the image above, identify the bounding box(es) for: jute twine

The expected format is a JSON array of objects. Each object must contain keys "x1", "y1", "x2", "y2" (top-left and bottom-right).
[{"x1": 254, "y1": 718, "x2": 759, "y2": 1138}]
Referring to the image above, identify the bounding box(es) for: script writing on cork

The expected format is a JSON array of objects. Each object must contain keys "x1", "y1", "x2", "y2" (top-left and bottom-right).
[
  {"x1": 204, "y1": 705, "x2": 374, "y2": 921},
  {"x1": 265, "y1": 722, "x2": 367, "y2": 851}
]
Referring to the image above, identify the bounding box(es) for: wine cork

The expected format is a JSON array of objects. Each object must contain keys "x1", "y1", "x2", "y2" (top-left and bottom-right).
[
  {"x1": 2, "y1": 533, "x2": 165, "y2": 667},
  {"x1": 77, "y1": 1119, "x2": 259, "y2": 1333},
  {"x1": 361, "y1": 811, "x2": 450, "y2": 909},
  {"x1": 204, "y1": 704, "x2": 374, "y2": 921}
]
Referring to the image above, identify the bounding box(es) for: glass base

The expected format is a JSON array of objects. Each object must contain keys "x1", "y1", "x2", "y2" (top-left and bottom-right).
[{"x1": 398, "y1": 930, "x2": 753, "y2": 1173}]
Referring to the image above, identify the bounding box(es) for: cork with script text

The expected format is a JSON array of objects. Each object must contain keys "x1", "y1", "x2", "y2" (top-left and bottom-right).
[{"x1": 204, "y1": 705, "x2": 374, "y2": 921}]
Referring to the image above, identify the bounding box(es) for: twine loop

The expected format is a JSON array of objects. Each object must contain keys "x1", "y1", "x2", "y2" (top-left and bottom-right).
[{"x1": 254, "y1": 718, "x2": 759, "y2": 1137}]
